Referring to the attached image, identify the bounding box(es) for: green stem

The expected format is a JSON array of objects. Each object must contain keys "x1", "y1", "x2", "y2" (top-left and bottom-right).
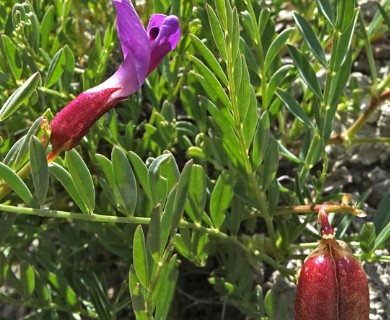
[
  {"x1": 0, "y1": 293, "x2": 98, "y2": 318},
  {"x1": 37, "y1": 86, "x2": 73, "y2": 100},
  {"x1": 0, "y1": 204, "x2": 289, "y2": 274},
  {"x1": 291, "y1": 241, "x2": 361, "y2": 251},
  {"x1": 358, "y1": 12, "x2": 378, "y2": 88},
  {"x1": 298, "y1": 132, "x2": 320, "y2": 184},
  {"x1": 0, "y1": 204, "x2": 151, "y2": 224},
  {"x1": 145, "y1": 237, "x2": 174, "y2": 319}
]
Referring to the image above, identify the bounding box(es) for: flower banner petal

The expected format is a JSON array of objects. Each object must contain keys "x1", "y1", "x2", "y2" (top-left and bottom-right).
[{"x1": 113, "y1": 0, "x2": 150, "y2": 82}]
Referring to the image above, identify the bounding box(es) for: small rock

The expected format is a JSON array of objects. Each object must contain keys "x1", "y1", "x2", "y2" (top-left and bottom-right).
[
  {"x1": 369, "y1": 179, "x2": 390, "y2": 206},
  {"x1": 368, "y1": 166, "x2": 390, "y2": 183}
]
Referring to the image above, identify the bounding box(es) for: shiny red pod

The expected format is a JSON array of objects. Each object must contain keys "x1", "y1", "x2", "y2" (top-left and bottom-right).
[{"x1": 295, "y1": 237, "x2": 369, "y2": 320}]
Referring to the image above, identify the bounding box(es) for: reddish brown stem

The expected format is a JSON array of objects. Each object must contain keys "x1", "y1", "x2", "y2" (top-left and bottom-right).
[
  {"x1": 318, "y1": 208, "x2": 334, "y2": 236},
  {"x1": 275, "y1": 201, "x2": 365, "y2": 217},
  {"x1": 329, "y1": 89, "x2": 390, "y2": 144}
]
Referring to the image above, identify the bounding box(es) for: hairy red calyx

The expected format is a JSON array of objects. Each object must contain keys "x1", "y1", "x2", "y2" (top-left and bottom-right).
[{"x1": 49, "y1": 87, "x2": 122, "y2": 158}]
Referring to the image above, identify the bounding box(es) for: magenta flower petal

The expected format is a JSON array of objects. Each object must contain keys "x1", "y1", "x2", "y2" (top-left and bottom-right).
[
  {"x1": 113, "y1": 0, "x2": 150, "y2": 83},
  {"x1": 147, "y1": 14, "x2": 180, "y2": 74},
  {"x1": 92, "y1": 47, "x2": 146, "y2": 98}
]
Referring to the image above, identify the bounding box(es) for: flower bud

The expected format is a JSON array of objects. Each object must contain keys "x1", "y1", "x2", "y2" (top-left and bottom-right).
[{"x1": 295, "y1": 236, "x2": 369, "y2": 320}]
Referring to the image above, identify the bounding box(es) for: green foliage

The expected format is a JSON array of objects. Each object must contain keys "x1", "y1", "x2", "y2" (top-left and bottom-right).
[{"x1": 0, "y1": 0, "x2": 389, "y2": 319}]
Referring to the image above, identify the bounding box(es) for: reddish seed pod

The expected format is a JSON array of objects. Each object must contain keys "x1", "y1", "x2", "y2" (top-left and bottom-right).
[{"x1": 295, "y1": 236, "x2": 369, "y2": 320}]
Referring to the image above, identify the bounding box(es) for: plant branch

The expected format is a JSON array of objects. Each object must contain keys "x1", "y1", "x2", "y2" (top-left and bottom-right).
[
  {"x1": 0, "y1": 204, "x2": 291, "y2": 275},
  {"x1": 275, "y1": 202, "x2": 365, "y2": 217},
  {"x1": 330, "y1": 88, "x2": 390, "y2": 144}
]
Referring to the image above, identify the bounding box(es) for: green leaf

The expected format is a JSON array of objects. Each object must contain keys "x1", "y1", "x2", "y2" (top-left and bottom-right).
[
  {"x1": 40, "y1": 5, "x2": 54, "y2": 50},
  {"x1": 359, "y1": 222, "x2": 376, "y2": 255},
  {"x1": 199, "y1": 96, "x2": 242, "y2": 168},
  {"x1": 0, "y1": 253, "x2": 8, "y2": 287},
  {"x1": 96, "y1": 153, "x2": 126, "y2": 211},
  {"x1": 62, "y1": 45, "x2": 75, "y2": 89},
  {"x1": 0, "y1": 214, "x2": 17, "y2": 246},
  {"x1": 29, "y1": 136, "x2": 49, "y2": 206},
  {"x1": 198, "y1": 89, "x2": 234, "y2": 129},
  {"x1": 214, "y1": 0, "x2": 227, "y2": 30},
  {"x1": 264, "y1": 28, "x2": 294, "y2": 72},
  {"x1": 21, "y1": 262, "x2": 35, "y2": 299},
  {"x1": 293, "y1": 13, "x2": 328, "y2": 67},
  {"x1": 315, "y1": 0, "x2": 335, "y2": 26},
  {"x1": 333, "y1": 10, "x2": 358, "y2": 71},
  {"x1": 258, "y1": 8, "x2": 271, "y2": 36},
  {"x1": 190, "y1": 34, "x2": 228, "y2": 86},
  {"x1": 336, "y1": 0, "x2": 355, "y2": 31},
  {"x1": 133, "y1": 226, "x2": 149, "y2": 288},
  {"x1": 0, "y1": 162, "x2": 37, "y2": 208},
  {"x1": 85, "y1": 275, "x2": 112, "y2": 320},
  {"x1": 171, "y1": 160, "x2": 193, "y2": 233},
  {"x1": 230, "y1": 9, "x2": 240, "y2": 64},
  {"x1": 65, "y1": 150, "x2": 95, "y2": 213},
  {"x1": 210, "y1": 171, "x2": 233, "y2": 229},
  {"x1": 11, "y1": 116, "x2": 43, "y2": 170},
  {"x1": 129, "y1": 266, "x2": 146, "y2": 314},
  {"x1": 160, "y1": 185, "x2": 177, "y2": 253},
  {"x1": 191, "y1": 56, "x2": 231, "y2": 109},
  {"x1": 261, "y1": 138, "x2": 279, "y2": 190},
  {"x1": 377, "y1": 3, "x2": 390, "y2": 30},
  {"x1": 324, "y1": 51, "x2": 352, "y2": 140},
  {"x1": 147, "y1": 205, "x2": 161, "y2": 262},
  {"x1": 47, "y1": 272, "x2": 78, "y2": 308},
  {"x1": 278, "y1": 140, "x2": 303, "y2": 164},
  {"x1": 236, "y1": 55, "x2": 257, "y2": 150},
  {"x1": 49, "y1": 162, "x2": 89, "y2": 214},
  {"x1": 276, "y1": 88, "x2": 314, "y2": 130},
  {"x1": 34, "y1": 271, "x2": 51, "y2": 304},
  {"x1": 206, "y1": 5, "x2": 227, "y2": 61},
  {"x1": 148, "y1": 153, "x2": 172, "y2": 206},
  {"x1": 0, "y1": 72, "x2": 41, "y2": 121},
  {"x1": 45, "y1": 48, "x2": 65, "y2": 88},
  {"x1": 373, "y1": 221, "x2": 390, "y2": 252},
  {"x1": 96, "y1": 154, "x2": 115, "y2": 185},
  {"x1": 374, "y1": 190, "x2": 390, "y2": 233},
  {"x1": 154, "y1": 255, "x2": 178, "y2": 320},
  {"x1": 128, "y1": 151, "x2": 152, "y2": 201},
  {"x1": 111, "y1": 147, "x2": 137, "y2": 216},
  {"x1": 174, "y1": 230, "x2": 193, "y2": 261},
  {"x1": 241, "y1": 10, "x2": 257, "y2": 44},
  {"x1": 185, "y1": 165, "x2": 207, "y2": 223},
  {"x1": 1, "y1": 35, "x2": 23, "y2": 80},
  {"x1": 303, "y1": 134, "x2": 322, "y2": 168},
  {"x1": 264, "y1": 289, "x2": 275, "y2": 318},
  {"x1": 264, "y1": 65, "x2": 293, "y2": 108},
  {"x1": 252, "y1": 112, "x2": 270, "y2": 170},
  {"x1": 287, "y1": 45, "x2": 323, "y2": 99}
]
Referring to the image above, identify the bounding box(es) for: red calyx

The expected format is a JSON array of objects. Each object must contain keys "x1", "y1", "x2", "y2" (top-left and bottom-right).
[{"x1": 49, "y1": 87, "x2": 122, "y2": 157}]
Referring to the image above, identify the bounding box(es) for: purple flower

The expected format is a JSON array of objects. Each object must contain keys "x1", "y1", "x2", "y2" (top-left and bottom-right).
[{"x1": 49, "y1": 0, "x2": 180, "y2": 159}]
